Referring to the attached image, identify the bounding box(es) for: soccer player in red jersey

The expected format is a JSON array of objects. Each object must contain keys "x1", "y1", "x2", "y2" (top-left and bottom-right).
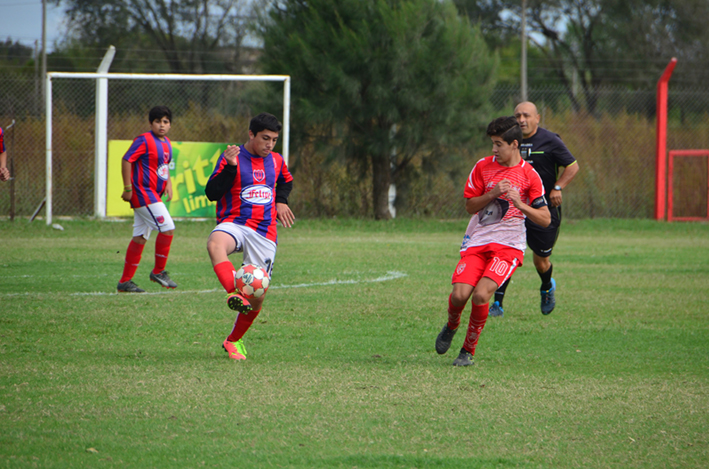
[
  {"x1": 435, "y1": 116, "x2": 551, "y2": 366},
  {"x1": 116, "y1": 106, "x2": 177, "y2": 293},
  {"x1": 205, "y1": 113, "x2": 295, "y2": 360},
  {"x1": 0, "y1": 126, "x2": 10, "y2": 181}
]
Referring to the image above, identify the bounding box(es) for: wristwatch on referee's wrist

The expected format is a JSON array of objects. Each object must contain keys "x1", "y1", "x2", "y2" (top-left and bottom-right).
[{"x1": 553, "y1": 184, "x2": 562, "y2": 191}]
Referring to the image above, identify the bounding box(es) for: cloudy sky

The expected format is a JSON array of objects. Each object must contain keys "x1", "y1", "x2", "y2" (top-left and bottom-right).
[{"x1": 0, "y1": 0, "x2": 65, "y2": 52}]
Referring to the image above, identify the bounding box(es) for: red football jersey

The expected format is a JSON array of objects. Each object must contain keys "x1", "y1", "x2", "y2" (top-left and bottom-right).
[{"x1": 461, "y1": 155, "x2": 545, "y2": 252}]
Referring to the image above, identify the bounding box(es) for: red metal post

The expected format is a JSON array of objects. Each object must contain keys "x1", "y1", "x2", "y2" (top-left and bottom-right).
[{"x1": 655, "y1": 58, "x2": 677, "y2": 220}]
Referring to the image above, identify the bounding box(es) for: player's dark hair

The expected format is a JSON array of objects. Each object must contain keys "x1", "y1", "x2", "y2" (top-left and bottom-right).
[
  {"x1": 250, "y1": 112, "x2": 282, "y2": 136},
  {"x1": 149, "y1": 106, "x2": 172, "y2": 123},
  {"x1": 486, "y1": 116, "x2": 522, "y2": 146}
]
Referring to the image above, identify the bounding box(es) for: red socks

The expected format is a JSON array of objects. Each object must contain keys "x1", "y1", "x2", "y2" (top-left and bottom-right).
[
  {"x1": 462, "y1": 302, "x2": 489, "y2": 355},
  {"x1": 120, "y1": 240, "x2": 145, "y2": 283},
  {"x1": 214, "y1": 261, "x2": 237, "y2": 293},
  {"x1": 447, "y1": 293, "x2": 465, "y2": 330},
  {"x1": 153, "y1": 233, "x2": 173, "y2": 274},
  {"x1": 227, "y1": 309, "x2": 261, "y2": 342}
]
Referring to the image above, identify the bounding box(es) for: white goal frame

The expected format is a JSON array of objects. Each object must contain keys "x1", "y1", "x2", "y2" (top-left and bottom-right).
[{"x1": 45, "y1": 72, "x2": 291, "y2": 225}]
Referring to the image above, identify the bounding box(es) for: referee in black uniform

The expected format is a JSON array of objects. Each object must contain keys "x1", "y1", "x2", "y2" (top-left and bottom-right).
[{"x1": 490, "y1": 101, "x2": 579, "y2": 316}]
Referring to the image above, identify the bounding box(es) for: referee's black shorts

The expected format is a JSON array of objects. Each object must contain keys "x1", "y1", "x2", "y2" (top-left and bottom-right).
[{"x1": 525, "y1": 205, "x2": 562, "y2": 258}]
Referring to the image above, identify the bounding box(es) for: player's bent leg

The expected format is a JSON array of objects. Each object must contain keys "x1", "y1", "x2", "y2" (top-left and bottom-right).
[
  {"x1": 150, "y1": 230, "x2": 176, "y2": 288},
  {"x1": 490, "y1": 277, "x2": 510, "y2": 317},
  {"x1": 150, "y1": 270, "x2": 177, "y2": 289},
  {"x1": 453, "y1": 278, "x2": 498, "y2": 367},
  {"x1": 437, "y1": 284, "x2": 473, "y2": 355},
  {"x1": 223, "y1": 339, "x2": 247, "y2": 360},
  {"x1": 436, "y1": 324, "x2": 457, "y2": 355},
  {"x1": 533, "y1": 253, "x2": 555, "y2": 314},
  {"x1": 450, "y1": 283, "x2": 474, "y2": 307},
  {"x1": 541, "y1": 278, "x2": 556, "y2": 315},
  {"x1": 471, "y1": 277, "x2": 498, "y2": 307},
  {"x1": 117, "y1": 280, "x2": 145, "y2": 293},
  {"x1": 207, "y1": 231, "x2": 238, "y2": 267},
  {"x1": 489, "y1": 301, "x2": 504, "y2": 318},
  {"x1": 227, "y1": 292, "x2": 252, "y2": 314},
  {"x1": 452, "y1": 349, "x2": 474, "y2": 367}
]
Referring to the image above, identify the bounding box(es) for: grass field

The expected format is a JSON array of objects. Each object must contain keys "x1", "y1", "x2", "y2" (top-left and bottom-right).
[{"x1": 1, "y1": 218, "x2": 708, "y2": 468}]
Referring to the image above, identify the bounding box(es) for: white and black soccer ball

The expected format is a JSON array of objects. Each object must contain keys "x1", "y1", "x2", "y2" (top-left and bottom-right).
[{"x1": 234, "y1": 264, "x2": 270, "y2": 299}]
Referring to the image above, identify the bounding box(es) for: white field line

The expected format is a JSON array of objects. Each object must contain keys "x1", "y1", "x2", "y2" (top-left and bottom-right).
[{"x1": 0, "y1": 271, "x2": 408, "y2": 298}]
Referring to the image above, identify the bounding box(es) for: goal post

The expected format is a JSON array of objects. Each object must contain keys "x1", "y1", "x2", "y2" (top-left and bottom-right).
[
  {"x1": 44, "y1": 72, "x2": 291, "y2": 225},
  {"x1": 654, "y1": 57, "x2": 677, "y2": 221}
]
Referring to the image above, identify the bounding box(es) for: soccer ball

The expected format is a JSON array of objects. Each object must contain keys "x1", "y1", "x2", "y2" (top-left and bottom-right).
[{"x1": 234, "y1": 264, "x2": 270, "y2": 299}]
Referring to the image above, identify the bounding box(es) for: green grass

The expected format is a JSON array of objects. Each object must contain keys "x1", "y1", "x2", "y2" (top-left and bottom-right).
[{"x1": 1, "y1": 218, "x2": 708, "y2": 468}]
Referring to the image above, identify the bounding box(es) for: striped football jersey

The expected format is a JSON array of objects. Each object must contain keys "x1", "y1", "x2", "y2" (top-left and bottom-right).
[
  {"x1": 123, "y1": 131, "x2": 172, "y2": 208},
  {"x1": 209, "y1": 145, "x2": 293, "y2": 243}
]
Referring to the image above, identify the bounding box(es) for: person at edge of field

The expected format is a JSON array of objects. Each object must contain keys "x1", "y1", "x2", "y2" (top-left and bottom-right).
[
  {"x1": 435, "y1": 116, "x2": 550, "y2": 367},
  {"x1": 489, "y1": 101, "x2": 580, "y2": 317},
  {"x1": 0, "y1": 126, "x2": 10, "y2": 181},
  {"x1": 205, "y1": 112, "x2": 295, "y2": 361},
  {"x1": 116, "y1": 105, "x2": 178, "y2": 293}
]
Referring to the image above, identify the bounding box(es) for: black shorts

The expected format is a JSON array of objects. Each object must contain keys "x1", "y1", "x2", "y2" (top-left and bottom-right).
[{"x1": 525, "y1": 205, "x2": 562, "y2": 258}]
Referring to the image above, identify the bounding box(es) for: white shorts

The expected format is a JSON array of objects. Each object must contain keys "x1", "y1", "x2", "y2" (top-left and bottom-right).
[
  {"x1": 211, "y1": 222, "x2": 277, "y2": 275},
  {"x1": 132, "y1": 202, "x2": 175, "y2": 239}
]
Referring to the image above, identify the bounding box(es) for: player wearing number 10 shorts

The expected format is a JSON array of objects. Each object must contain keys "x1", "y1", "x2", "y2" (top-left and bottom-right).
[{"x1": 434, "y1": 116, "x2": 550, "y2": 367}]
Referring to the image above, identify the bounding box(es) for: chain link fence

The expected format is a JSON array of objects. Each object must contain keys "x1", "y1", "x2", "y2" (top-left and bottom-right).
[{"x1": 1, "y1": 74, "x2": 708, "y2": 220}]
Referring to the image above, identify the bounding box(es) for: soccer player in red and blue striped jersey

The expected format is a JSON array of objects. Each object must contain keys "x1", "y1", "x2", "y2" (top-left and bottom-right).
[
  {"x1": 117, "y1": 106, "x2": 178, "y2": 293},
  {"x1": 205, "y1": 112, "x2": 294, "y2": 360}
]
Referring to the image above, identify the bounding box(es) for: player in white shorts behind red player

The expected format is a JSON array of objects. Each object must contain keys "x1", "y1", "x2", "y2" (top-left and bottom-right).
[{"x1": 435, "y1": 116, "x2": 551, "y2": 366}]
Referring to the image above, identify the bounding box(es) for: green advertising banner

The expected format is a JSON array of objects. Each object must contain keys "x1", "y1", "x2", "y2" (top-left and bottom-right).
[{"x1": 107, "y1": 140, "x2": 229, "y2": 218}]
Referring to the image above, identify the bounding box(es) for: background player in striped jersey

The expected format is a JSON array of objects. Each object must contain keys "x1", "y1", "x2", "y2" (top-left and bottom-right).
[
  {"x1": 0, "y1": 126, "x2": 10, "y2": 181},
  {"x1": 435, "y1": 116, "x2": 550, "y2": 366},
  {"x1": 205, "y1": 112, "x2": 294, "y2": 361},
  {"x1": 490, "y1": 101, "x2": 579, "y2": 317},
  {"x1": 117, "y1": 106, "x2": 178, "y2": 293}
]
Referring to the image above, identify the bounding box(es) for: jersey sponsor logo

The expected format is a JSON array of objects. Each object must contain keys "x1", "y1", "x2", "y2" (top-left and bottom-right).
[
  {"x1": 157, "y1": 164, "x2": 169, "y2": 181},
  {"x1": 253, "y1": 169, "x2": 265, "y2": 182},
  {"x1": 456, "y1": 263, "x2": 466, "y2": 275},
  {"x1": 240, "y1": 184, "x2": 273, "y2": 205}
]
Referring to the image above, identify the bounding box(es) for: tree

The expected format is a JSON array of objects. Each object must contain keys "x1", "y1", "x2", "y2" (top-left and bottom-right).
[
  {"x1": 52, "y1": 0, "x2": 252, "y2": 73},
  {"x1": 451, "y1": 0, "x2": 510, "y2": 50},
  {"x1": 490, "y1": 0, "x2": 709, "y2": 113},
  {"x1": 0, "y1": 39, "x2": 35, "y2": 74},
  {"x1": 258, "y1": 0, "x2": 496, "y2": 219}
]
